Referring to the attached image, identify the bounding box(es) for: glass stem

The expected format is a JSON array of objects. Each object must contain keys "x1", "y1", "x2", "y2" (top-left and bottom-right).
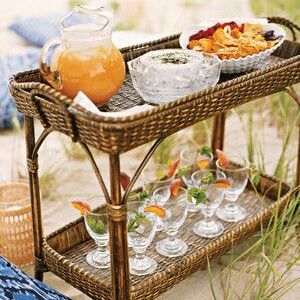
[
  {"x1": 135, "y1": 252, "x2": 145, "y2": 261},
  {"x1": 95, "y1": 241, "x2": 108, "y2": 257},
  {"x1": 168, "y1": 236, "x2": 176, "y2": 243},
  {"x1": 226, "y1": 200, "x2": 238, "y2": 213},
  {"x1": 204, "y1": 213, "x2": 212, "y2": 223},
  {"x1": 202, "y1": 211, "x2": 214, "y2": 227},
  {"x1": 166, "y1": 230, "x2": 178, "y2": 250}
]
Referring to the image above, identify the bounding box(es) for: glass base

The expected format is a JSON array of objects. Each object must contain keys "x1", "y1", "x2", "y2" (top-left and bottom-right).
[
  {"x1": 129, "y1": 256, "x2": 157, "y2": 276},
  {"x1": 156, "y1": 238, "x2": 188, "y2": 258},
  {"x1": 187, "y1": 201, "x2": 200, "y2": 213},
  {"x1": 216, "y1": 204, "x2": 247, "y2": 223},
  {"x1": 193, "y1": 220, "x2": 224, "y2": 238},
  {"x1": 86, "y1": 250, "x2": 110, "y2": 269},
  {"x1": 155, "y1": 218, "x2": 164, "y2": 232}
]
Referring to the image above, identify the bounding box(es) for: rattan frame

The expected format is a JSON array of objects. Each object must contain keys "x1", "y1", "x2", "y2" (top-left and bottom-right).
[{"x1": 8, "y1": 16, "x2": 300, "y2": 300}]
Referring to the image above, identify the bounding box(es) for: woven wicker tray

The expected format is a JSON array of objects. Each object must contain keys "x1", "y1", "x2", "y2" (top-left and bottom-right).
[
  {"x1": 9, "y1": 34, "x2": 300, "y2": 154},
  {"x1": 43, "y1": 174, "x2": 290, "y2": 300}
]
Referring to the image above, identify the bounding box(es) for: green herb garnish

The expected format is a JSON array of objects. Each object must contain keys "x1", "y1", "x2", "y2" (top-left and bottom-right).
[
  {"x1": 200, "y1": 172, "x2": 215, "y2": 184},
  {"x1": 199, "y1": 145, "x2": 213, "y2": 157},
  {"x1": 87, "y1": 215, "x2": 106, "y2": 235},
  {"x1": 178, "y1": 165, "x2": 193, "y2": 177},
  {"x1": 152, "y1": 53, "x2": 189, "y2": 64},
  {"x1": 187, "y1": 187, "x2": 207, "y2": 205},
  {"x1": 139, "y1": 190, "x2": 150, "y2": 202},
  {"x1": 127, "y1": 190, "x2": 150, "y2": 203},
  {"x1": 127, "y1": 211, "x2": 151, "y2": 233}
]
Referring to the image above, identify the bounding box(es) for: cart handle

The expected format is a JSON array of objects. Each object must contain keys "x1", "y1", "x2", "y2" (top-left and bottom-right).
[{"x1": 267, "y1": 17, "x2": 300, "y2": 41}]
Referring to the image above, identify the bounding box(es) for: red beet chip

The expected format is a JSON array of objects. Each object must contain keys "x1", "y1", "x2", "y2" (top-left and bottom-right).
[{"x1": 120, "y1": 172, "x2": 131, "y2": 191}]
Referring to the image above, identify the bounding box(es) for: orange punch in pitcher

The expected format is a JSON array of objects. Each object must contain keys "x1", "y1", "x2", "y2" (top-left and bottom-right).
[{"x1": 39, "y1": 5, "x2": 125, "y2": 105}]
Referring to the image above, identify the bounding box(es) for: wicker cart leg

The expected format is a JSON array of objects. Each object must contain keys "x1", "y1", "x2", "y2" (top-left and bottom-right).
[
  {"x1": 24, "y1": 116, "x2": 44, "y2": 281},
  {"x1": 211, "y1": 112, "x2": 226, "y2": 153},
  {"x1": 284, "y1": 87, "x2": 300, "y2": 187},
  {"x1": 108, "y1": 154, "x2": 130, "y2": 300},
  {"x1": 297, "y1": 124, "x2": 300, "y2": 188}
]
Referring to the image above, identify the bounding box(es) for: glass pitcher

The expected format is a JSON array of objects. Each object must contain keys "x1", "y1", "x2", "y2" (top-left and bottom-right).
[{"x1": 39, "y1": 4, "x2": 125, "y2": 105}]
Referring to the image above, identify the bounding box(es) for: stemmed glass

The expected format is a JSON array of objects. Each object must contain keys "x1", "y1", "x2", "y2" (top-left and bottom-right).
[
  {"x1": 142, "y1": 163, "x2": 174, "y2": 193},
  {"x1": 84, "y1": 210, "x2": 110, "y2": 269},
  {"x1": 151, "y1": 186, "x2": 171, "y2": 231},
  {"x1": 127, "y1": 201, "x2": 157, "y2": 276},
  {"x1": 156, "y1": 188, "x2": 188, "y2": 257},
  {"x1": 216, "y1": 157, "x2": 250, "y2": 223},
  {"x1": 180, "y1": 148, "x2": 213, "y2": 212},
  {"x1": 142, "y1": 163, "x2": 173, "y2": 231},
  {"x1": 191, "y1": 170, "x2": 226, "y2": 238}
]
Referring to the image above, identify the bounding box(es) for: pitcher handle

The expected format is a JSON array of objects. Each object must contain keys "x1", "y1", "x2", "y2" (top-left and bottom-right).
[{"x1": 39, "y1": 37, "x2": 63, "y2": 90}]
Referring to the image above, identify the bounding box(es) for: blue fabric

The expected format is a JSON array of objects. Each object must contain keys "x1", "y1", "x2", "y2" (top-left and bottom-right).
[
  {"x1": 0, "y1": 256, "x2": 70, "y2": 299},
  {"x1": 9, "y1": 15, "x2": 61, "y2": 48},
  {"x1": 3, "y1": 14, "x2": 61, "y2": 129},
  {"x1": 0, "y1": 49, "x2": 40, "y2": 129}
]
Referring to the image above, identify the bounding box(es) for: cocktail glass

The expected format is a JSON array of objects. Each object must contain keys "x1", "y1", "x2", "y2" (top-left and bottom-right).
[
  {"x1": 142, "y1": 163, "x2": 173, "y2": 231},
  {"x1": 128, "y1": 201, "x2": 157, "y2": 276},
  {"x1": 151, "y1": 186, "x2": 171, "y2": 231},
  {"x1": 156, "y1": 188, "x2": 188, "y2": 257},
  {"x1": 216, "y1": 157, "x2": 250, "y2": 222},
  {"x1": 180, "y1": 148, "x2": 213, "y2": 212},
  {"x1": 84, "y1": 210, "x2": 110, "y2": 269},
  {"x1": 191, "y1": 170, "x2": 226, "y2": 238},
  {"x1": 141, "y1": 163, "x2": 174, "y2": 194}
]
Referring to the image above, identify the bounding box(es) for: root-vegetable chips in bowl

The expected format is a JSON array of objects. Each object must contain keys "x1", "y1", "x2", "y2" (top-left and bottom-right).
[{"x1": 179, "y1": 19, "x2": 285, "y2": 73}]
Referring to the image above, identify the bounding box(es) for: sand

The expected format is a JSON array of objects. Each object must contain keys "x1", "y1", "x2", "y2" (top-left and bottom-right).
[{"x1": 1, "y1": 0, "x2": 299, "y2": 299}]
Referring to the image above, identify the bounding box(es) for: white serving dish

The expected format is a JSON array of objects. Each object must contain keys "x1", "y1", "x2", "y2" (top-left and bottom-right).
[
  {"x1": 128, "y1": 49, "x2": 220, "y2": 104},
  {"x1": 179, "y1": 20, "x2": 286, "y2": 74}
]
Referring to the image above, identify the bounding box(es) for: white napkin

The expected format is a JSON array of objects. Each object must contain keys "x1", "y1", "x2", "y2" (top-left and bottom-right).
[{"x1": 70, "y1": 91, "x2": 154, "y2": 118}]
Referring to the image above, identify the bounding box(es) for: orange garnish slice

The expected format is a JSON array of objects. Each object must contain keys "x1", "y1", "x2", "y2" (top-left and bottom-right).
[
  {"x1": 167, "y1": 159, "x2": 180, "y2": 179},
  {"x1": 197, "y1": 158, "x2": 210, "y2": 170},
  {"x1": 216, "y1": 149, "x2": 229, "y2": 168},
  {"x1": 214, "y1": 178, "x2": 231, "y2": 189},
  {"x1": 144, "y1": 204, "x2": 166, "y2": 218},
  {"x1": 71, "y1": 200, "x2": 92, "y2": 215},
  {"x1": 170, "y1": 179, "x2": 181, "y2": 197}
]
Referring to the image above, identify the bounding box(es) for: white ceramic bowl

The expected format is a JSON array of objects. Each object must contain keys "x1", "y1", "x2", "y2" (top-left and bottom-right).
[{"x1": 179, "y1": 22, "x2": 286, "y2": 74}]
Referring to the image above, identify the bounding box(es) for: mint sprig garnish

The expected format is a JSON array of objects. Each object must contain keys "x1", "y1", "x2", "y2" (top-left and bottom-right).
[
  {"x1": 188, "y1": 187, "x2": 207, "y2": 205},
  {"x1": 199, "y1": 145, "x2": 212, "y2": 157},
  {"x1": 128, "y1": 190, "x2": 150, "y2": 203},
  {"x1": 127, "y1": 211, "x2": 151, "y2": 233},
  {"x1": 200, "y1": 172, "x2": 215, "y2": 184},
  {"x1": 178, "y1": 165, "x2": 193, "y2": 177},
  {"x1": 87, "y1": 215, "x2": 106, "y2": 235}
]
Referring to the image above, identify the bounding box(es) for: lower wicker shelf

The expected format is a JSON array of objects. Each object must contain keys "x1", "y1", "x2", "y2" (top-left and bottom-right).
[{"x1": 43, "y1": 174, "x2": 290, "y2": 300}]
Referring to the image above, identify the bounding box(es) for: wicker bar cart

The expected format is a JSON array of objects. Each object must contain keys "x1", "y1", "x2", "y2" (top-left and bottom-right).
[{"x1": 9, "y1": 17, "x2": 300, "y2": 300}]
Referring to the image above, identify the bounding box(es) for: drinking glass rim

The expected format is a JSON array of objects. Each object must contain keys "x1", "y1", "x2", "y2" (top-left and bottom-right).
[
  {"x1": 180, "y1": 148, "x2": 213, "y2": 163},
  {"x1": 191, "y1": 169, "x2": 226, "y2": 183},
  {"x1": 180, "y1": 147, "x2": 197, "y2": 162},
  {"x1": 171, "y1": 187, "x2": 187, "y2": 200},
  {"x1": 84, "y1": 210, "x2": 107, "y2": 217},
  {"x1": 127, "y1": 201, "x2": 157, "y2": 223},
  {"x1": 82, "y1": 195, "x2": 106, "y2": 217},
  {"x1": 216, "y1": 157, "x2": 250, "y2": 171},
  {"x1": 127, "y1": 200, "x2": 144, "y2": 210},
  {"x1": 141, "y1": 163, "x2": 174, "y2": 184},
  {"x1": 153, "y1": 185, "x2": 171, "y2": 195}
]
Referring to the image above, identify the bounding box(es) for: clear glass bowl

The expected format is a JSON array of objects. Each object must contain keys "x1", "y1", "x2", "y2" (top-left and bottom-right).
[{"x1": 128, "y1": 49, "x2": 220, "y2": 104}]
